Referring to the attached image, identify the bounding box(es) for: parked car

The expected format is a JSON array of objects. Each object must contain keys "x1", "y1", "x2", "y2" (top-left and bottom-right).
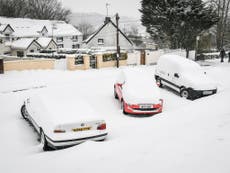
[
  {"x1": 155, "y1": 54, "x2": 217, "y2": 100},
  {"x1": 21, "y1": 94, "x2": 108, "y2": 151},
  {"x1": 114, "y1": 69, "x2": 163, "y2": 115}
]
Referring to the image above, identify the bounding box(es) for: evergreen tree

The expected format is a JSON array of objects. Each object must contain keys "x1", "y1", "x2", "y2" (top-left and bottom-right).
[{"x1": 140, "y1": 0, "x2": 219, "y2": 57}]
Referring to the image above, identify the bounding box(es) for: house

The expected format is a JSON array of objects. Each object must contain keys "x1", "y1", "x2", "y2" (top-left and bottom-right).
[
  {"x1": 36, "y1": 37, "x2": 57, "y2": 50},
  {"x1": 83, "y1": 17, "x2": 133, "y2": 51},
  {"x1": 0, "y1": 16, "x2": 83, "y2": 55},
  {"x1": 8, "y1": 38, "x2": 41, "y2": 57}
]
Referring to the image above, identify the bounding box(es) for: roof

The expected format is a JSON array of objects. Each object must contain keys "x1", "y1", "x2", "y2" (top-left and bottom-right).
[
  {"x1": 0, "y1": 17, "x2": 82, "y2": 37},
  {"x1": 10, "y1": 38, "x2": 41, "y2": 50},
  {"x1": 0, "y1": 24, "x2": 14, "y2": 32},
  {"x1": 36, "y1": 37, "x2": 57, "y2": 49},
  {"x1": 84, "y1": 18, "x2": 133, "y2": 45}
]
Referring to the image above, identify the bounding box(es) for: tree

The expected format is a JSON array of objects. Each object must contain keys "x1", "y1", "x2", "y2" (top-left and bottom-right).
[
  {"x1": 0, "y1": 0, "x2": 71, "y2": 22},
  {"x1": 140, "y1": 0, "x2": 219, "y2": 57},
  {"x1": 0, "y1": 0, "x2": 27, "y2": 17},
  {"x1": 214, "y1": 0, "x2": 230, "y2": 50},
  {"x1": 26, "y1": 0, "x2": 71, "y2": 22},
  {"x1": 76, "y1": 22, "x2": 94, "y2": 40}
]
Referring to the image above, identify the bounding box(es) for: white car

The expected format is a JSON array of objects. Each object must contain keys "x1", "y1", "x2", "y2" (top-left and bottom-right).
[
  {"x1": 21, "y1": 94, "x2": 108, "y2": 151},
  {"x1": 114, "y1": 69, "x2": 163, "y2": 115},
  {"x1": 155, "y1": 54, "x2": 217, "y2": 100}
]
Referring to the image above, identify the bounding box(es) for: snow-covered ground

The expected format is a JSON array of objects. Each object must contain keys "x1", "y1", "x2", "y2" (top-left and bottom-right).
[{"x1": 0, "y1": 61, "x2": 230, "y2": 173}]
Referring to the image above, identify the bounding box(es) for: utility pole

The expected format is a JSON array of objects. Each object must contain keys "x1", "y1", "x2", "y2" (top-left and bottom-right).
[{"x1": 116, "y1": 13, "x2": 120, "y2": 68}]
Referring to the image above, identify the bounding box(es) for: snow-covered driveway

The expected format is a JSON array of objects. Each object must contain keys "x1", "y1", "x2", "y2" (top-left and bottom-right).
[{"x1": 0, "y1": 63, "x2": 230, "y2": 173}]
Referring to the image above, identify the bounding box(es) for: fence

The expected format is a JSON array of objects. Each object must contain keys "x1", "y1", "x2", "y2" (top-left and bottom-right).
[{"x1": 3, "y1": 58, "x2": 55, "y2": 71}]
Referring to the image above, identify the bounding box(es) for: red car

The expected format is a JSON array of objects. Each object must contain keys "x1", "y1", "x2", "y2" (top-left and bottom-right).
[{"x1": 114, "y1": 69, "x2": 163, "y2": 115}]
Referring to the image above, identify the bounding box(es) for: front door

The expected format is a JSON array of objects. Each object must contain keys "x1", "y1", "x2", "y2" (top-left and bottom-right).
[{"x1": 140, "y1": 50, "x2": 145, "y2": 65}]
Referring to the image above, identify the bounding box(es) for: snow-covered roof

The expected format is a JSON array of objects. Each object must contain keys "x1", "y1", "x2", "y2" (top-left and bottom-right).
[
  {"x1": 84, "y1": 18, "x2": 133, "y2": 45},
  {"x1": 10, "y1": 38, "x2": 40, "y2": 50},
  {"x1": 36, "y1": 37, "x2": 56, "y2": 49},
  {"x1": 0, "y1": 17, "x2": 82, "y2": 37},
  {"x1": 0, "y1": 24, "x2": 7, "y2": 32}
]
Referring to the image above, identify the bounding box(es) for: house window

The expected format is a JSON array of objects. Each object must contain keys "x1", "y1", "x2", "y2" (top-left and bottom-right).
[
  {"x1": 17, "y1": 51, "x2": 24, "y2": 57},
  {"x1": 75, "y1": 55, "x2": 84, "y2": 65},
  {"x1": 5, "y1": 34, "x2": 10, "y2": 41},
  {"x1": 30, "y1": 49, "x2": 34, "y2": 53},
  {"x1": 72, "y1": 36, "x2": 78, "y2": 42},
  {"x1": 57, "y1": 44, "x2": 64, "y2": 48},
  {"x1": 98, "y1": 38, "x2": 104, "y2": 45},
  {"x1": 56, "y1": 37, "x2": 63, "y2": 42},
  {"x1": 72, "y1": 44, "x2": 80, "y2": 49}
]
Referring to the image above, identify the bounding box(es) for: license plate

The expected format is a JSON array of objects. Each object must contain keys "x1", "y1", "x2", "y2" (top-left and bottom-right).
[
  {"x1": 72, "y1": 127, "x2": 91, "y2": 132},
  {"x1": 140, "y1": 105, "x2": 152, "y2": 109},
  {"x1": 203, "y1": 91, "x2": 213, "y2": 95}
]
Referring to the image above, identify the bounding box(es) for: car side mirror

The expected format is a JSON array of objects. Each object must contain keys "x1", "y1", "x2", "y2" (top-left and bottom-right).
[{"x1": 174, "y1": 73, "x2": 179, "y2": 78}]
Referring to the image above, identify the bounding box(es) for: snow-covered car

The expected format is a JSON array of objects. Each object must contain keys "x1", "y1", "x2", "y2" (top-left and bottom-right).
[
  {"x1": 155, "y1": 54, "x2": 217, "y2": 100},
  {"x1": 114, "y1": 69, "x2": 163, "y2": 115},
  {"x1": 20, "y1": 94, "x2": 108, "y2": 151}
]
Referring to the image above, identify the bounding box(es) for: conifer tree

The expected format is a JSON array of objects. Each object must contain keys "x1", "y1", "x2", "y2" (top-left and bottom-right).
[{"x1": 140, "y1": 0, "x2": 219, "y2": 57}]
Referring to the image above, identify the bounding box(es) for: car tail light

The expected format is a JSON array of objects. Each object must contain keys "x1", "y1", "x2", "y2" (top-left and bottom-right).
[
  {"x1": 53, "y1": 129, "x2": 66, "y2": 133},
  {"x1": 97, "y1": 123, "x2": 106, "y2": 130},
  {"x1": 154, "y1": 99, "x2": 163, "y2": 108}
]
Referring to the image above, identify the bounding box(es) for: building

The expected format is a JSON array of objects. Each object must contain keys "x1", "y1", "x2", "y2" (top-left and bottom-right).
[
  {"x1": 0, "y1": 16, "x2": 83, "y2": 55},
  {"x1": 83, "y1": 17, "x2": 133, "y2": 51}
]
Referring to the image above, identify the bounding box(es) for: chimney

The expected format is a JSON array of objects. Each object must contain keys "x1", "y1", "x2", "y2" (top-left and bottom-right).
[{"x1": 104, "y1": 17, "x2": 111, "y2": 24}]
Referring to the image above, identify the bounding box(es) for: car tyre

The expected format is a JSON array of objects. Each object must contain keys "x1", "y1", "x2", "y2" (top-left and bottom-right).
[
  {"x1": 21, "y1": 105, "x2": 28, "y2": 120},
  {"x1": 40, "y1": 128, "x2": 50, "y2": 151},
  {"x1": 121, "y1": 100, "x2": 128, "y2": 115},
  {"x1": 156, "y1": 77, "x2": 163, "y2": 88},
  {"x1": 180, "y1": 88, "x2": 190, "y2": 99}
]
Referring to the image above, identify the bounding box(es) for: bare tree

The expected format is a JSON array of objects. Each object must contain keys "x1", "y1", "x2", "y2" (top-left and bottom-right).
[
  {"x1": 26, "y1": 0, "x2": 71, "y2": 22},
  {"x1": 76, "y1": 22, "x2": 94, "y2": 40},
  {"x1": 0, "y1": 0, "x2": 71, "y2": 22},
  {"x1": 0, "y1": 0, "x2": 27, "y2": 17},
  {"x1": 214, "y1": 0, "x2": 230, "y2": 50}
]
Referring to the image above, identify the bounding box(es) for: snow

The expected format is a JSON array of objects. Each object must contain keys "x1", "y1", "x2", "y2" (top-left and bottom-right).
[
  {"x1": 0, "y1": 16, "x2": 82, "y2": 37},
  {"x1": 29, "y1": 92, "x2": 104, "y2": 125},
  {"x1": 36, "y1": 37, "x2": 53, "y2": 48},
  {"x1": 121, "y1": 69, "x2": 161, "y2": 104},
  {"x1": 0, "y1": 61, "x2": 230, "y2": 173},
  {"x1": 156, "y1": 54, "x2": 218, "y2": 90},
  {"x1": 10, "y1": 38, "x2": 35, "y2": 49},
  {"x1": 0, "y1": 24, "x2": 8, "y2": 31}
]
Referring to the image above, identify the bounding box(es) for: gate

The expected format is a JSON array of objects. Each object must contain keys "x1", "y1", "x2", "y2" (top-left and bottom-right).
[
  {"x1": 0, "y1": 59, "x2": 4, "y2": 74},
  {"x1": 54, "y1": 58, "x2": 67, "y2": 70},
  {"x1": 90, "y1": 55, "x2": 97, "y2": 69},
  {"x1": 140, "y1": 50, "x2": 146, "y2": 65}
]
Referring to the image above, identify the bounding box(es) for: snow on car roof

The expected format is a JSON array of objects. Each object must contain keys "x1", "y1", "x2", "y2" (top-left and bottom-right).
[
  {"x1": 30, "y1": 91, "x2": 102, "y2": 126},
  {"x1": 158, "y1": 54, "x2": 201, "y2": 71},
  {"x1": 121, "y1": 68, "x2": 161, "y2": 103}
]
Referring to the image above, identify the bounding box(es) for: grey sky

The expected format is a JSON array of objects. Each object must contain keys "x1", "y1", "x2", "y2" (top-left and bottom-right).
[{"x1": 60, "y1": 0, "x2": 142, "y2": 18}]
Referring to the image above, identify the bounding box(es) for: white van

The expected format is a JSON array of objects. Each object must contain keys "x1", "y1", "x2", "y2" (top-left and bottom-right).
[{"x1": 155, "y1": 54, "x2": 217, "y2": 100}]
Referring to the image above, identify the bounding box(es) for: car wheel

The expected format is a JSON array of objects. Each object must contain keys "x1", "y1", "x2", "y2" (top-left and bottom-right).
[
  {"x1": 114, "y1": 88, "x2": 118, "y2": 99},
  {"x1": 40, "y1": 128, "x2": 50, "y2": 151},
  {"x1": 121, "y1": 100, "x2": 128, "y2": 115},
  {"x1": 180, "y1": 88, "x2": 190, "y2": 99},
  {"x1": 21, "y1": 105, "x2": 28, "y2": 120},
  {"x1": 156, "y1": 78, "x2": 163, "y2": 88}
]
